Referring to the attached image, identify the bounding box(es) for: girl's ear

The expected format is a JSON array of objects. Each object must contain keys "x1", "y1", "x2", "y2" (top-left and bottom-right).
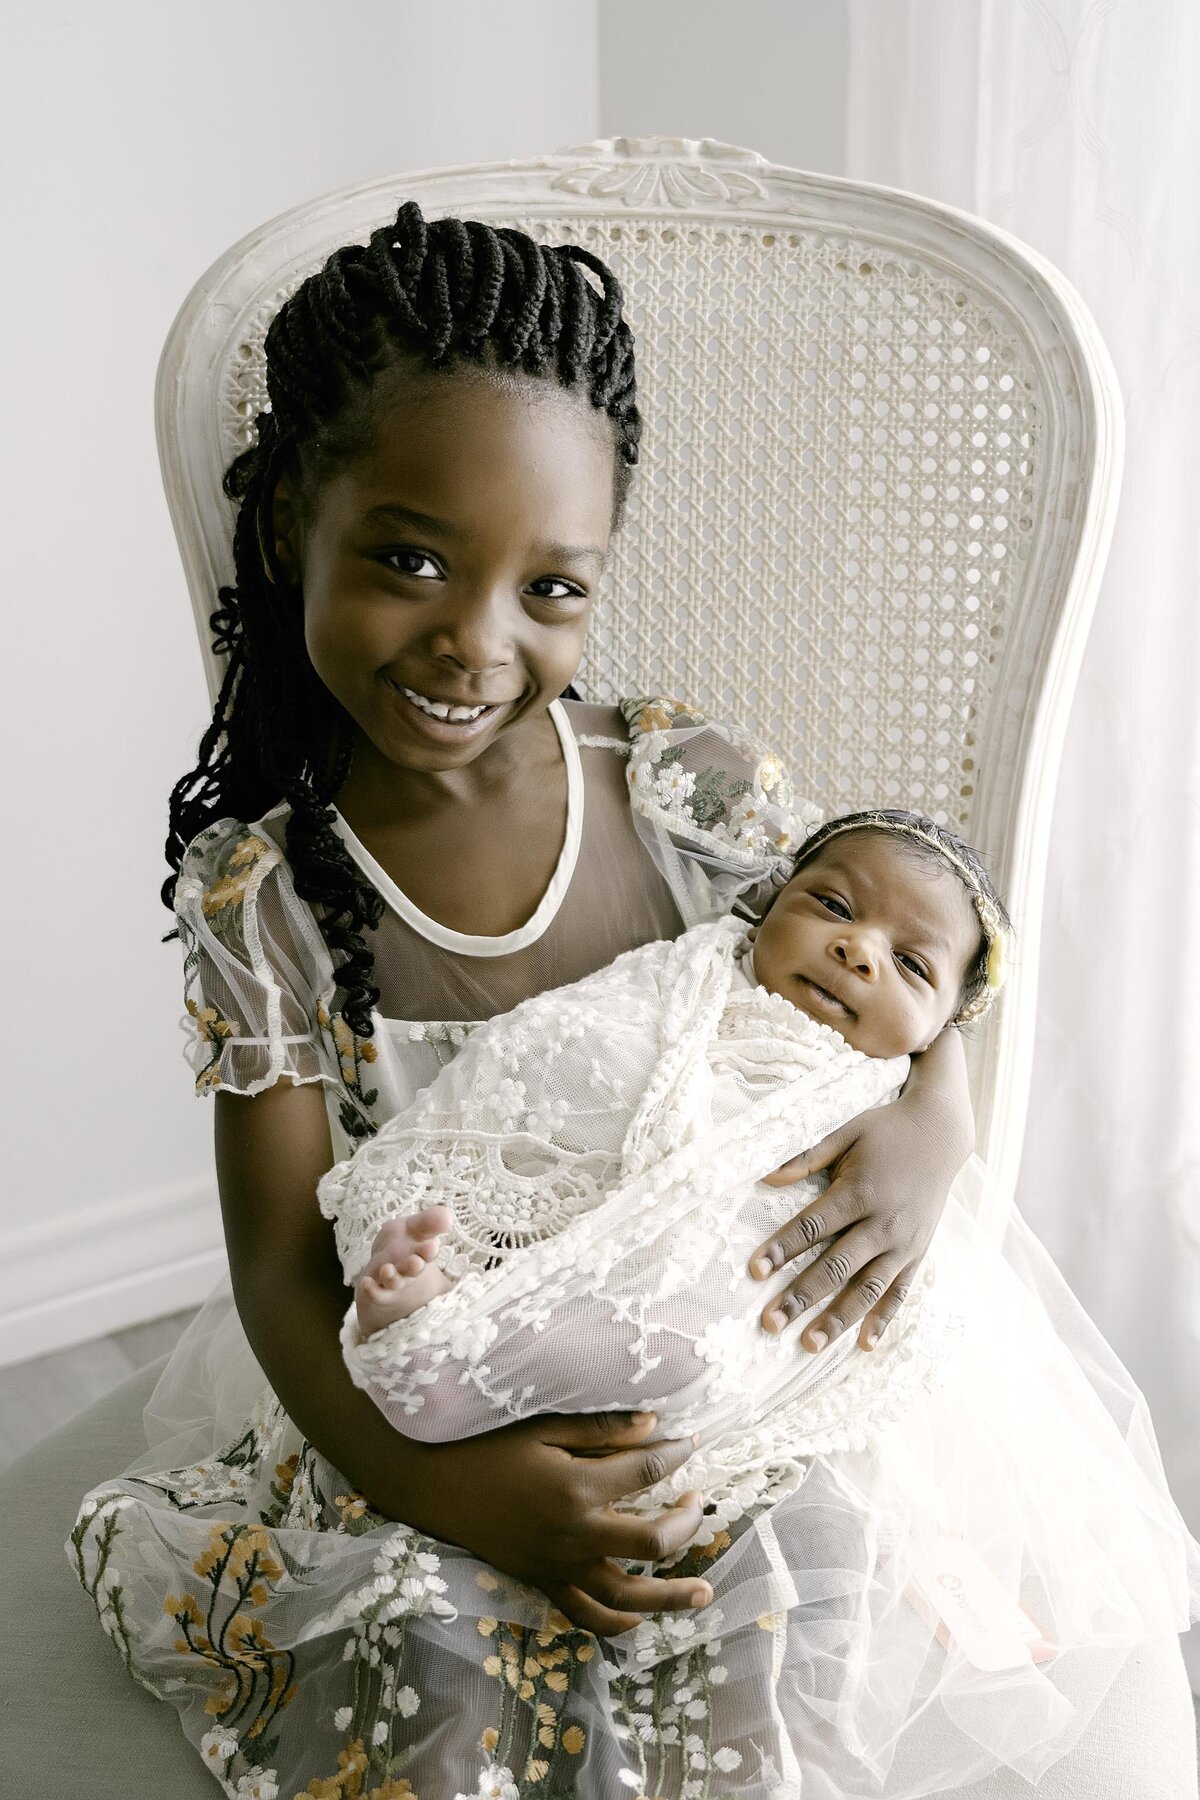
[{"x1": 269, "y1": 477, "x2": 303, "y2": 587}]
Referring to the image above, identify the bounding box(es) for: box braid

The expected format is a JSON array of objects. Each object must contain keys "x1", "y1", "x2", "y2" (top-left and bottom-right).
[{"x1": 164, "y1": 200, "x2": 642, "y2": 1039}]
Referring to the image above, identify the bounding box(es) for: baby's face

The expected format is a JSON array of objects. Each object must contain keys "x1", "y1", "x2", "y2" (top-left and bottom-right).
[{"x1": 750, "y1": 830, "x2": 981, "y2": 1058}]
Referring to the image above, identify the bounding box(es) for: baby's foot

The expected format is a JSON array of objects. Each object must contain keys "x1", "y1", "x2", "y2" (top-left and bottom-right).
[{"x1": 355, "y1": 1207, "x2": 454, "y2": 1335}]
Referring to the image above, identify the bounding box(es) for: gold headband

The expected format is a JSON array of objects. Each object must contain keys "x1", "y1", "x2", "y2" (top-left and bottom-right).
[{"x1": 796, "y1": 813, "x2": 1009, "y2": 1025}]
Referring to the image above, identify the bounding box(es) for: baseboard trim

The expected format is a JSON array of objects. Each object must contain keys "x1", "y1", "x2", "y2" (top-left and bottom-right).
[{"x1": 0, "y1": 1178, "x2": 227, "y2": 1368}]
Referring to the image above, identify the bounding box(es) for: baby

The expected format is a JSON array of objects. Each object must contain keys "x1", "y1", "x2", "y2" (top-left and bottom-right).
[{"x1": 336, "y1": 810, "x2": 1005, "y2": 1345}]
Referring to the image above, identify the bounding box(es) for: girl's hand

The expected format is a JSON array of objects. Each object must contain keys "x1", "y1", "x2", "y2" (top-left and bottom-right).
[
  {"x1": 422, "y1": 1410, "x2": 713, "y2": 1636},
  {"x1": 749, "y1": 1028, "x2": 974, "y2": 1351}
]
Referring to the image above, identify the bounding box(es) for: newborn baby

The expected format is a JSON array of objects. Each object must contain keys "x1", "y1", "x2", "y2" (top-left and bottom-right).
[{"x1": 340, "y1": 810, "x2": 999, "y2": 1344}]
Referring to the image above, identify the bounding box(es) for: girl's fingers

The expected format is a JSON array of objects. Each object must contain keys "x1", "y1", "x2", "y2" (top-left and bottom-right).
[
  {"x1": 551, "y1": 1583, "x2": 644, "y2": 1638},
  {"x1": 538, "y1": 1410, "x2": 661, "y2": 1453},
  {"x1": 748, "y1": 1180, "x2": 867, "y2": 1279},
  {"x1": 586, "y1": 1560, "x2": 713, "y2": 1617},
  {"x1": 587, "y1": 1492, "x2": 706, "y2": 1563},
  {"x1": 857, "y1": 1262, "x2": 918, "y2": 1350},
  {"x1": 578, "y1": 1432, "x2": 699, "y2": 1507},
  {"x1": 760, "y1": 1230, "x2": 906, "y2": 1344},
  {"x1": 759, "y1": 1123, "x2": 853, "y2": 1188}
]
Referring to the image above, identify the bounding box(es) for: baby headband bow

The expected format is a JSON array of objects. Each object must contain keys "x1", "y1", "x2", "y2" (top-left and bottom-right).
[{"x1": 794, "y1": 810, "x2": 1010, "y2": 1025}]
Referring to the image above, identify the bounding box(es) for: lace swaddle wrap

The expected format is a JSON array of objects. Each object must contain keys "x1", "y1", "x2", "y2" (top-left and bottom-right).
[{"x1": 319, "y1": 918, "x2": 960, "y2": 1539}]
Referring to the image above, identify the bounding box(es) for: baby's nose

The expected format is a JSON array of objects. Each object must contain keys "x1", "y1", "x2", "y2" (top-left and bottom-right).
[{"x1": 834, "y1": 935, "x2": 879, "y2": 978}]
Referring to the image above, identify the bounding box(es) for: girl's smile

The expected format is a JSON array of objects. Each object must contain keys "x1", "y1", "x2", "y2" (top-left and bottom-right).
[{"x1": 274, "y1": 364, "x2": 617, "y2": 793}]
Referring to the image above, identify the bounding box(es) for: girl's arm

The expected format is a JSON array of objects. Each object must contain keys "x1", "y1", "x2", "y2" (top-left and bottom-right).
[
  {"x1": 750, "y1": 1024, "x2": 973, "y2": 1349},
  {"x1": 215, "y1": 1081, "x2": 712, "y2": 1635}
]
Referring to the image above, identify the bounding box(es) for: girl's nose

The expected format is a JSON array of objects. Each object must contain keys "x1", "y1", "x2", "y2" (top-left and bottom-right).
[
  {"x1": 833, "y1": 934, "x2": 880, "y2": 980},
  {"x1": 430, "y1": 591, "x2": 515, "y2": 674}
]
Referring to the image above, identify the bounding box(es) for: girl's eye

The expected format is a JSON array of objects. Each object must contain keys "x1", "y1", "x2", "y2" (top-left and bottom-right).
[
  {"x1": 382, "y1": 549, "x2": 442, "y2": 580},
  {"x1": 527, "y1": 577, "x2": 586, "y2": 605},
  {"x1": 897, "y1": 952, "x2": 930, "y2": 982},
  {"x1": 816, "y1": 894, "x2": 851, "y2": 919}
]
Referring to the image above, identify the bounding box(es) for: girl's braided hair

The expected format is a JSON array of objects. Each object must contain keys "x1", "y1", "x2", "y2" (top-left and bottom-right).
[{"x1": 164, "y1": 200, "x2": 641, "y2": 1038}]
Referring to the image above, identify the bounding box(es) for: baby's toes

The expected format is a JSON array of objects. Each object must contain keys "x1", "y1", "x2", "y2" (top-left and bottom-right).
[{"x1": 410, "y1": 1205, "x2": 453, "y2": 1241}]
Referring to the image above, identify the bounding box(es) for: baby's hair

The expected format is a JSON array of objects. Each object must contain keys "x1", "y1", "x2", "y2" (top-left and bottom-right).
[
  {"x1": 790, "y1": 808, "x2": 1013, "y2": 1021},
  {"x1": 164, "y1": 200, "x2": 642, "y2": 1037}
]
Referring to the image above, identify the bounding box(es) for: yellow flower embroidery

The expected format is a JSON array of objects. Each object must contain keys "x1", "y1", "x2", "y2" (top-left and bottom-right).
[
  {"x1": 227, "y1": 1526, "x2": 284, "y2": 1584},
  {"x1": 481, "y1": 1727, "x2": 499, "y2": 1752},
  {"x1": 697, "y1": 1529, "x2": 731, "y2": 1560},
  {"x1": 561, "y1": 1725, "x2": 586, "y2": 1755},
  {"x1": 477, "y1": 1616, "x2": 498, "y2": 1636},
  {"x1": 201, "y1": 836, "x2": 271, "y2": 917},
  {"x1": 334, "y1": 1493, "x2": 368, "y2": 1524}
]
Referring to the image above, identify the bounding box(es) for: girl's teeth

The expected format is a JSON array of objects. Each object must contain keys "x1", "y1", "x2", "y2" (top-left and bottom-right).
[{"x1": 401, "y1": 687, "x2": 487, "y2": 722}]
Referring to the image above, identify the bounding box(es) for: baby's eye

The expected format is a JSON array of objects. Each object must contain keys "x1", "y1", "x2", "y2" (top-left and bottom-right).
[
  {"x1": 896, "y1": 952, "x2": 929, "y2": 981},
  {"x1": 527, "y1": 577, "x2": 586, "y2": 604},
  {"x1": 382, "y1": 549, "x2": 442, "y2": 580},
  {"x1": 816, "y1": 894, "x2": 851, "y2": 919}
]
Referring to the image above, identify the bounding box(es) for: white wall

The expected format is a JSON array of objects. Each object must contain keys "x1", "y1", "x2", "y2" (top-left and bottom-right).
[
  {"x1": 0, "y1": 0, "x2": 600, "y2": 1363},
  {"x1": 598, "y1": 0, "x2": 848, "y2": 174}
]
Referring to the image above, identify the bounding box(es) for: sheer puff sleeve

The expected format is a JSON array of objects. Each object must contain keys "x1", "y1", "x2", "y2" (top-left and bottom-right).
[
  {"x1": 174, "y1": 817, "x2": 338, "y2": 1099},
  {"x1": 619, "y1": 696, "x2": 823, "y2": 926}
]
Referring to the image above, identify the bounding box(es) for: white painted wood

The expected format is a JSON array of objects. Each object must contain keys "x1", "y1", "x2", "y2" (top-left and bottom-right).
[
  {"x1": 157, "y1": 136, "x2": 1123, "y2": 1206},
  {"x1": 0, "y1": 1179, "x2": 224, "y2": 1368}
]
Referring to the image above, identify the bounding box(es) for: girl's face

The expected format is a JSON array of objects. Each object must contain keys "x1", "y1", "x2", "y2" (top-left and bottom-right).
[
  {"x1": 275, "y1": 365, "x2": 617, "y2": 780},
  {"x1": 750, "y1": 831, "x2": 981, "y2": 1057}
]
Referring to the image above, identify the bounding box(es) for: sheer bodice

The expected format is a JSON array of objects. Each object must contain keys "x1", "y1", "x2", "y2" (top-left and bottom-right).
[
  {"x1": 352, "y1": 703, "x2": 683, "y2": 1025},
  {"x1": 174, "y1": 697, "x2": 812, "y2": 1155}
]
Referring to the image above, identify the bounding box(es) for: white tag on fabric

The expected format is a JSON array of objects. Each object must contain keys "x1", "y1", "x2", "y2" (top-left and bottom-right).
[{"x1": 906, "y1": 1535, "x2": 1057, "y2": 1672}]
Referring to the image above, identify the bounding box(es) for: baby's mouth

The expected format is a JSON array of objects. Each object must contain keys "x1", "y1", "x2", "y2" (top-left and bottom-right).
[{"x1": 797, "y1": 976, "x2": 856, "y2": 1020}]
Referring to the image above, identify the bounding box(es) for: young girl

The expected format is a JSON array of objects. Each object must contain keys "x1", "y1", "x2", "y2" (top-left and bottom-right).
[{"x1": 65, "y1": 202, "x2": 1190, "y2": 1799}]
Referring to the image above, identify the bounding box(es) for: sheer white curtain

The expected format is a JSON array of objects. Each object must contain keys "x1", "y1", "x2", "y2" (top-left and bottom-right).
[{"x1": 845, "y1": 0, "x2": 1200, "y2": 1679}]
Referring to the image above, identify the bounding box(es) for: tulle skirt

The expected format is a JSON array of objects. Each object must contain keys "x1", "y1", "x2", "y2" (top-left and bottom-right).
[{"x1": 69, "y1": 1160, "x2": 1199, "y2": 1799}]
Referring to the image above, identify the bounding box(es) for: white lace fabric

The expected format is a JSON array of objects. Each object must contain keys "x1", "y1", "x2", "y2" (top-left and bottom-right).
[{"x1": 319, "y1": 919, "x2": 940, "y2": 1546}]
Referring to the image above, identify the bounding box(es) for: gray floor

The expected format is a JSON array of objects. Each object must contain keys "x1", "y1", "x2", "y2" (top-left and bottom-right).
[{"x1": 0, "y1": 1309, "x2": 198, "y2": 1472}]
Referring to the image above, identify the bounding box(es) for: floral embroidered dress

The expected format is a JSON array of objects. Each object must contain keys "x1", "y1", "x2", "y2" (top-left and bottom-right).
[{"x1": 69, "y1": 699, "x2": 1199, "y2": 1800}]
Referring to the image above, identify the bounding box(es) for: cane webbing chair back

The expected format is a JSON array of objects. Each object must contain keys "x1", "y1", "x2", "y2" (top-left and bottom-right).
[{"x1": 157, "y1": 137, "x2": 1122, "y2": 1187}]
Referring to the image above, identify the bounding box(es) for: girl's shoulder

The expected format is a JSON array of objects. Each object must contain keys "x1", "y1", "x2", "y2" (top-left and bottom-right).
[
  {"x1": 565, "y1": 691, "x2": 822, "y2": 928},
  {"x1": 618, "y1": 693, "x2": 821, "y2": 871},
  {"x1": 175, "y1": 814, "x2": 288, "y2": 915},
  {"x1": 173, "y1": 810, "x2": 322, "y2": 980}
]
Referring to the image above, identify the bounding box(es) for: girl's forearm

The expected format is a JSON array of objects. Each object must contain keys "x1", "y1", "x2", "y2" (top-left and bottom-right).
[{"x1": 232, "y1": 1252, "x2": 449, "y2": 1526}]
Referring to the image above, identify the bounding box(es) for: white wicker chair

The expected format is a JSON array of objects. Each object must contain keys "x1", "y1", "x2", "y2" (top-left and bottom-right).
[
  {"x1": 14, "y1": 143, "x2": 1195, "y2": 1800},
  {"x1": 157, "y1": 135, "x2": 1122, "y2": 1204}
]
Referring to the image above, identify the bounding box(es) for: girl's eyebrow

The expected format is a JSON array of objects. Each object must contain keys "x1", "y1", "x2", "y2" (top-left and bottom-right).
[
  {"x1": 361, "y1": 504, "x2": 604, "y2": 566},
  {"x1": 363, "y1": 503, "x2": 462, "y2": 538}
]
